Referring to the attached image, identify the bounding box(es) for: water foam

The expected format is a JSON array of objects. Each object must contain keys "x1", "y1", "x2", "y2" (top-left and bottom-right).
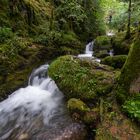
[{"x1": 0, "y1": 64, "x2": 65, "y2": 138}]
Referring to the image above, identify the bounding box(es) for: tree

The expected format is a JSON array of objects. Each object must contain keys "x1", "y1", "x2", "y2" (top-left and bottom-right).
[
  {"x1": 125, "y1": 0, "x2": 132, "y2": 39},
  {"x1": 117, "y1": 32, "x2": 140, "y2": 103}
]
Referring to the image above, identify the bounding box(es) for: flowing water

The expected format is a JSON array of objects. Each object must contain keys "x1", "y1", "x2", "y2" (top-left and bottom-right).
[
  {"x1": 78, "y1": 41, "x2": 94, "y2": 58},
  {"x1": 78, "y1": 41, "x2": 101, "y2": 62},
  {"x1": 0, "y1": 64, "x2": 86, "y2": 140}
]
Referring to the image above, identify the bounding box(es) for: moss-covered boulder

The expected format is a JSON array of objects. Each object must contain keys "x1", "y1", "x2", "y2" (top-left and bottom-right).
[
  {"x1": 101, "y1": 55, "x2": 127, "y2": 69},
  {"x1": 67, "y1": 98, "x2": 100, "y2": 125},
  {"x1": 67, "y1": 98, "x2": 90, "y2": 113},
  {"x1": 94, "y1": 50, "x2": 109, "y2": 58},
  {"x1": 48, "y1": 55, "x2": 116, "y2": 100},
  {"x1": 94, "y1": 35, "x2": 111, "y2": 51}
]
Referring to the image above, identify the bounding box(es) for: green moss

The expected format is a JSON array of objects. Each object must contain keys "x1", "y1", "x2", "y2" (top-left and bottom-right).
[
  {"x1": 48, "y1": 55, "x2": 115, "y2": 100},
  {"x1": 101, "y1": 55, "x2": 127, "y2": 69},
  {"x1": 94, "y1": 35, "x2": 111, "y2": 51},
  {"x1": 67, "y1": 98, "x2": 90, "y2": 113}
]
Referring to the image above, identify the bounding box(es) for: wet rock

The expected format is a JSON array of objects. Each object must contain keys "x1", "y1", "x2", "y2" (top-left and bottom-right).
[{"x1": 34, "y1": 123, "x2": 87, "y2": 140}]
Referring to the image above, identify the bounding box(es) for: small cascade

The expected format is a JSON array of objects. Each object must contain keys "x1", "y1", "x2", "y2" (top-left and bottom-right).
[
  {"x1": 109, "y1": 49, "x2": 114, "y2": 56},
  {"x1": 0, "y1": 64, "x2": 86, "y2": 139},
  {"x1": 85, "y1": 41, "x2": 94, "y2": 55},
  {"x1": 78, "y1": 41, "x2": 101, "y2": 62},
  {"x1": 78, "y1": 41, "x2": 94, "y2": 58}
]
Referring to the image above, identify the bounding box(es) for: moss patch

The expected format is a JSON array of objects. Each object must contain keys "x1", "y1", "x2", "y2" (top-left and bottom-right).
[{"x1": 67, "y1": 98, "x2": 90, "y2": 113}]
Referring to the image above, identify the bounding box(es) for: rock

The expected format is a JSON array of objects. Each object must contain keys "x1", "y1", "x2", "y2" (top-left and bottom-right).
[
  {"x1": 101, "y1": 55, "x2": 127, "y2": 69},
  {"x1": 48, "y1": 55, "x2": 116, "y2": 100},
  {"x1": 34, "y1": 123, "x2": 87, "y2": 140}
]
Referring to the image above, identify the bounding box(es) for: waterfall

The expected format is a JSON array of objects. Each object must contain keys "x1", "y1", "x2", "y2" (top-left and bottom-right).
[
  {"x1": 78, "y1": 41, "x2": 101, "y2": 62},
  {"x1": 78, "y1": 41, "x2": 94, "y2": 58},
  {"x1": 85, "y1": 41, "x2": 94, "y2": 55},
  {"x1": 0, "y1": 64, "x2": 75, "y2": 139}
]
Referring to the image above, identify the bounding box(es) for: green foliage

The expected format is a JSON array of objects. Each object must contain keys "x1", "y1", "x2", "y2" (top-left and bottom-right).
[
  {"x1": 95, "y1": 36, "x2": 111, "y2": 46},
  {"x1": 123, "y1": 95, "x2": 140, "y2": 120},
  {"x1": 94, "y1": 35, "x2": 111, "y2": 53},
  {"x1": 112, "y1": 33, "x2": 131, "y2": 55},
  {"x1": 101, "y1": 55, "x2": 127, "y2": 68},
  {"x1": 54, "y1": 0, "x2": 105, "y2": 40},
  {"x1": 0, "y1": 27, "x2": 14, "y2": 43}
]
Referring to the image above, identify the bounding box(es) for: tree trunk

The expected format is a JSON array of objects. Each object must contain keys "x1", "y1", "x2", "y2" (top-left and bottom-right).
[
  {"x1": 125, "y1": 0, "x2": 131, "y2": 39},
  {"x1": 117, "y1": 32, "x2": 140, "y2": 103}
]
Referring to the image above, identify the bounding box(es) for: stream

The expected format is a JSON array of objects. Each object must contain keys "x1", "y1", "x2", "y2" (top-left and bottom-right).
[
  {"x1": 0, "y1": 41, "x2": 101, "y2": 140},
  {"x1": 0, "y1": 64, "x2": 86, "y2": 140}
]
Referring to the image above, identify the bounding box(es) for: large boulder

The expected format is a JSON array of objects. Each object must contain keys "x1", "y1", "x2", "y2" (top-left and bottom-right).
[
  {"x1": 101, "y1": 55, "x2": 127, "y2": 69},
  {"x1": 48, "y1": 55, "x2": 116, "y2": 100}
]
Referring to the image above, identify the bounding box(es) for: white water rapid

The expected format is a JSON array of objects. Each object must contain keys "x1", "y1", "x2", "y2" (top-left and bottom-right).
[{"x1": 0, "y1": 64, "x2": 79, "y2": 140}]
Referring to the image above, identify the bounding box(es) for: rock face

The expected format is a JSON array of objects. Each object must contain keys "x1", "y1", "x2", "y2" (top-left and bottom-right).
[{"x1": 48, "y1": 55, "x2": 116, "y2": 101}]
